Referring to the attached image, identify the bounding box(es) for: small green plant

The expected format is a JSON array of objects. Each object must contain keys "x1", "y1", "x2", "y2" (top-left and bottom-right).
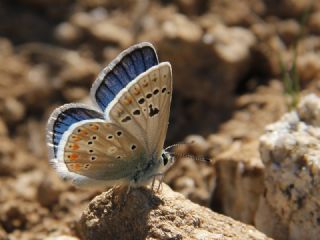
[{"x1": 280, "y1": 2, "x2": 313, "y2": 110}]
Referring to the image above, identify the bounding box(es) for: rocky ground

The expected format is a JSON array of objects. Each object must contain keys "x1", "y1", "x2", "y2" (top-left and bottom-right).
[{"x1": 0, "y1": 0, "x2": 320, "y2": 239}]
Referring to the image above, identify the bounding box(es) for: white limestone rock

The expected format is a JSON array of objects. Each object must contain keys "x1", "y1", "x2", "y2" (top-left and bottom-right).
[{"x1": 256, "y1": 94, "x2": 320, "y2": 240}]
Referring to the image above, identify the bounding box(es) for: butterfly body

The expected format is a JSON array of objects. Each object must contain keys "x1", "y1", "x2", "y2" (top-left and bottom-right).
[{"x1": 47, "y1": 42, "x2": 174, "y2": 188}]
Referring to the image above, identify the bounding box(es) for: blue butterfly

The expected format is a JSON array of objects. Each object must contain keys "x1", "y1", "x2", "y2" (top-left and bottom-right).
[{"x1": 47, "y1": 42, "x2": 174, "y2": 188}]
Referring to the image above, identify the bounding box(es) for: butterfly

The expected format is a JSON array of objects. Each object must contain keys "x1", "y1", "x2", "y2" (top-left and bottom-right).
[{"x1": 47, "y1": 42, "x2": 174, "y2": 189}]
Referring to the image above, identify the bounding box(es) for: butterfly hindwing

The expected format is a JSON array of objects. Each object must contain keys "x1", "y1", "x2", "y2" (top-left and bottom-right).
[
  {"x1": 107, "y1": 62, "x2": 172, "y2": 158},
  {"x1": 47, "y1": 104, "x2": 104, "y2": 159},
  {"x1": 57, "y1": 120, "x2": 146, "y2": 182},
  {"x1": 91, "y1": 42, "x2": 159, "y2": 111}
]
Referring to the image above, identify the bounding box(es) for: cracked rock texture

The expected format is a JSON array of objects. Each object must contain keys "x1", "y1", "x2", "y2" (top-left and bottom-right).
[
  {"x1": 79, "y1": 183, "x2": 271, "y2": 240},
  {"x1": 256, "y1": 94, "x2": 320, "y2": 240}
]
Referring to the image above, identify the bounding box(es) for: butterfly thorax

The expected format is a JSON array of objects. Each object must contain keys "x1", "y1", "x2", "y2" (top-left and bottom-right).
[
  {"x1": 131, "y1": 154, "x2": 161, "y2": 186},
  {"x1": 131, "y1": 150, "x2": 174, "y2": 186}
]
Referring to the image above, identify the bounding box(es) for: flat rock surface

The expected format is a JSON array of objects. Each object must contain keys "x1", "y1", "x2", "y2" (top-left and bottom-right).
[{"x1": 79, "y1": 183, "x2": 271, "y2": 240}]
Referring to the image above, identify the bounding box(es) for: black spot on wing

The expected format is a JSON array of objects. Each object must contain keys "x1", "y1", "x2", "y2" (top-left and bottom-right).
[
  {"x1": 148, "y1": 104, "x2": 160, "y2": 117},
  {"x1": 133, "y1": 109, "x2": 141, "y2": 115},
  {"x1": 121, "y1": 116, "x2": 131, "y2": 123},
  {"x1": 138, "y1": 98, "x2": 145, "y2": 104}
]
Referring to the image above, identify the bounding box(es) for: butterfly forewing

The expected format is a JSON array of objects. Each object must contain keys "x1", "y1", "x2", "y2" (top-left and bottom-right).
[
  {"x1": 108, "y1": 62, "x2": 172, "y2": 158},
  {"x1": 59, "y1": 120, "x2": 145, "y2": 180}
]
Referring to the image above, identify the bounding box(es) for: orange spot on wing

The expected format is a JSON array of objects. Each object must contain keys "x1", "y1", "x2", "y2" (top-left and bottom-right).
[
  {"x1": 80, "y1": 130, "x2": 88, "y2": 136},
  {"x1": 72, "y1": 144, "x2": 79, "y2": 150},
  {"x1": 71, "y1": 135, "x2": 81, "y2": 142},
  {"x1": 125, "y1": 98, "x2": 132, "y2": 105},
  {"x1": 70, "y1": 153, "x2": 79, "y2": 160},
  {"x1": 133, "y1": 88, "x2": 140, "y2": 95},
  {"x1": 74, "y1": 163, "x2": 81, "y2": 171},
  {"x1": 89, "y1": 124, "x2": 99, "y2": 130}
]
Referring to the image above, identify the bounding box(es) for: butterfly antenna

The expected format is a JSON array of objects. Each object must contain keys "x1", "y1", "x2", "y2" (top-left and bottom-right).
[
  {"x1": 165, "y1": 142, "x2": 211, "y2": 163},
  {"x1": 173, "y1": 153, "x2": 211, "y2": 163},
  {"x1": 165, "y1": 143, "x2": 186, "y2": 151}
]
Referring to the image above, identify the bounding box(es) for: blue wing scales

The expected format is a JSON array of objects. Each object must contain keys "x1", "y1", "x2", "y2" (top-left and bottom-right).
[{"x1": 91, "y1": 42, "x2": 159, "y2": 111}]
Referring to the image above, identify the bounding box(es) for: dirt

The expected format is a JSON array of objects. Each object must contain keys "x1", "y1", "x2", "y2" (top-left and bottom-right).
[{"x1": 0, "y1": 0, "x2": 320, "y2": 239}]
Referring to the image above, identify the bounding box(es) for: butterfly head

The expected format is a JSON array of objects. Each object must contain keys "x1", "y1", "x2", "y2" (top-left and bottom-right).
[{"x1": 159, "y1": 150, "x2": 175, "y2": 173}]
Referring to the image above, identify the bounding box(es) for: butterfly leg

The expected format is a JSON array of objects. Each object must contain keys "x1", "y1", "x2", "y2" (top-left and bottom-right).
[
  {"x1": 116, "y1": 182, "x2": 133, "y2": 209},
  {"x1": 151, "y1": 175, "x2": 157, "y2": 191},
  {"x1": 126, "y1": 183, "x2": 132, "y2": 195},
  {"x1": 149, "y1": 173, "x2": 164, "y2": 193},
  {"x1": 156, "y1": 174, "x2": 164, "y2": 192}
]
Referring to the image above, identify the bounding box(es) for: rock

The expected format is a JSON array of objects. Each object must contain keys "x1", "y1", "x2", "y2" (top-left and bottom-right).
[
  {"x1": 37, "y1": 172, "x2": 67, "y2": 208},
  {"x1": 309, "y1": 11, "x2": 320, "y2": 34},
  {"x1": 256, "y1": 94, "x2": 320, "y2": 240},
  {"x1": 297, "y1": 52, "x2": 320, "y2": 82},
  {"x1": 0, "y1": 118, "x2": 8, "y2": 136},
  {"x1": 90, "y1": 21, "x2": 133, "y2": 47},
  {"x1": 3, "y1": 97, "x2": 25, "y2": 123},
  {"x1": 210, "y1": 81, "x2": 287, "y2": 224},
  {"x1": 265, "y1": 0, "x2": 314, "y2": 18},
  {"x1": 166, "y1": 156, "x2": 215, "y2": 206},
  {"x1": 0, "y1": 203, "x2": 28, "y2": 232},
  {"x1": 79, "y1": 183, "x2": 272, "y2": 240},
  {"x1": 15, "y1": 171, "x2": 43, "y2": 200},
  {"x1": 44, "y1": 236, "x2": 80, "y2": 240},
  {"x1": 185, "y1": 135, "x2": 210, "y2": 156},
  {"x1": 62, "y1": 87, "x2": 89, "y2": 102},
  {"x1": 176, "y1": 0, "x2": 208, "y2": 16},
  {"x1": 208, "y1": 0, "x2": 264, "y2": 26},
  {"x1": 275, "y1": 19, "x2": 300, "y2": 45},
  {"x1": 255, "y1": 197, "x2": 288, "y2": 240},
  {"x1": 70, "y1": 12, "x2": 94, "y2": 29},
  {"x1": 162, "y1": 14, "x2": 203, "y2": 42},
  {"x1": 208, "y1": 24, "x2": 256, "y2": 64},
  {"x1": 251, "y1": 35, "x2": 287, "y2": 76},
  {"x1": 54, "y1": 22, "x2": 83, "y2": 45}
]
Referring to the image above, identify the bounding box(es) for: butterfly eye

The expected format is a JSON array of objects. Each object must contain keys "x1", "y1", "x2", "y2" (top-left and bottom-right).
[{"x1": 163, "y1": 154, "x2": 168, "y2": 166}]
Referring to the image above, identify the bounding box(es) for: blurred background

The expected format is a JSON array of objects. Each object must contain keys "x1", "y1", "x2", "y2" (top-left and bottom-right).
[{"x1": 0, "y1": 0, "x2": 319, "y2": 239}]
